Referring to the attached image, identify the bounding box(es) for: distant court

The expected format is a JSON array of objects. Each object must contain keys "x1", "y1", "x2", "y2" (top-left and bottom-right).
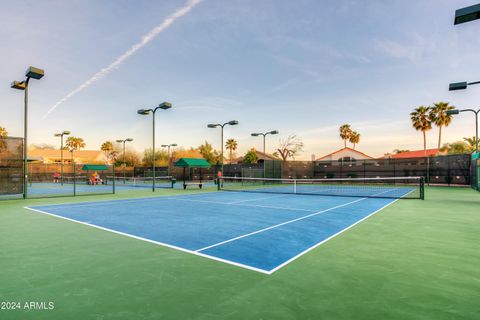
[{"x1": 27, "y1": 191, "x2": 399, "y2": 273}]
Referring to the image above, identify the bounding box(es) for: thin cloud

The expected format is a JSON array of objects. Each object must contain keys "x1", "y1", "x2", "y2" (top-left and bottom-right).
[{"x1": 43, "y1": 0, "x2": 203, "y2": 119}]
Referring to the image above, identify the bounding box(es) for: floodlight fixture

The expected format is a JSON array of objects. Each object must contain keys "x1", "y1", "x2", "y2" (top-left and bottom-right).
[
  {"x1": 208, "y1": 123, "x2": 220, "y2": 128},
  {"x1": 11, "y1": 81, "x2": 26, "y2": 90},
  {"x1": 25, "y1": 66, "x2": 45, "y2": 80},
  {"x1": 251, "y1": 133, "x2": 260, "y2": 137},
  {"x1": 446, "y1": 109, "x2": 460, "y2": 115},
  {"x1": 270, "y1": 130, "x2": 279, "y2": 135},
  {"x1": 116, "y1": 139, "x2": 123, "y2": 143},
  {"x1": 228, "y1": 120, "x2": 239, "y2": 125},
  {"x1": 454, "y1": 3, "x2": 480, "y2": 25},
  {"x1": 158, "y1": 102, "x2": 172, "y2": 110},
  {"x1": 137, "y1": 109, "x2": 150, "y2": 115}
]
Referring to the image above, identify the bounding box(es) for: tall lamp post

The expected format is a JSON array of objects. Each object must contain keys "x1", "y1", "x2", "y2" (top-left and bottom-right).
[
  {"x1": 251, "y1": 130, "x2": 279, "y2": 177},
  {"x1": 54, "y1": 131, "x2": 71, "y2": 185},
  {"x1": 161, "y1": 143, "x2": 177, "y2": 176},
  {"x1": 447, "y1": 109, "x2": 479, "y2": 153},
  {"x1": 137, "y1": 102, "x2": 172, "y2": 191},
  {"x1": 207, "y1": 120, "x2": 239, "y2": 174},
  {"x1": 116, "y1": 138, "x2": 134, "y2": 183},
  {"x1": 11, "y1": 66, "x2": 45, "y2": 199}
]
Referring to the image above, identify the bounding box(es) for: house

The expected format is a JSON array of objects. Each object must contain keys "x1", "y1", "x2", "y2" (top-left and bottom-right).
[
  {"x1": 234, "y1": 150, "x2": 279, "y2": 164},
  {"x1": 386, "y1": 148, "x2": 440, "y2": 159},
  {"x1": 316, "y1": 147, "x2": 374, "y2": 162},
  {"x1": 28, "y1": 149, "x2": 108, "y2": 164}
]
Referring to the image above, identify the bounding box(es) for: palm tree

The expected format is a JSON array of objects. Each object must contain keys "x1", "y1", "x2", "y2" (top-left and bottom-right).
[
  {"x1": 339, "y1": 124, "x2": 352, "y2": 148},
  {"x1": 65, "y1": 136, "x2": 86, "y2": 159},
  {"x1": 429, "y1": 102, "x2": 455, "y2": 149},
  {"x1": 410, "y1": 106, "x2": 432, "y2": 156},
  {"x1": 349, "y1": 131, "x2": 360, "y2": 149},
  {"x1": 225, "y1": 138, "x2": 238, "y2": 164}
]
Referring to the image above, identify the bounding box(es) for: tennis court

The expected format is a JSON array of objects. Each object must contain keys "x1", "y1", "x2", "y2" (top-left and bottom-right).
[{"x1": 27, "y1": 183, "x2": 412, "y2": 273}]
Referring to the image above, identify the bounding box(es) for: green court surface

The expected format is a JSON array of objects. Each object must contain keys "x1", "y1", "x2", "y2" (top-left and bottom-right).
[{"x1": 0, "y1": 187, "x2": 479, "y2": 320}]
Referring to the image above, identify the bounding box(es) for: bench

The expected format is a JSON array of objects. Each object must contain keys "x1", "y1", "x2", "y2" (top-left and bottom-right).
[{"x1": 183, "y1": 181, "x2": 203, "y2": 189}]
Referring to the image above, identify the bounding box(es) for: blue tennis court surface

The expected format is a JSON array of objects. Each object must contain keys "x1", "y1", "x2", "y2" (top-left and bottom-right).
[{"x1": 27, "y1": 191, "x2": 399, "y2": 273}]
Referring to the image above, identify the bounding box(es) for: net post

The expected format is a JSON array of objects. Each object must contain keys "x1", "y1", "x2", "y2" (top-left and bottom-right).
[
  {"x1": 294, "y1": 179, "x2": 297, "y2": 194},
  {"x1": 217, "y1": 178, "x2": 221, "y2": 191},
  {"x1": 420, "y1": 176, "x2": 425, "y2": 200}
]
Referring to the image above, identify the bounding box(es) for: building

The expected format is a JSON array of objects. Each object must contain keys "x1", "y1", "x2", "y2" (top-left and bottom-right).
[
  {"x1": 316, "y1": 147, "x2": 374, "y2": 162},
  {"x1": 28, "y1": 149, "x2": 108, "y2": 164},
  {"x1": 234, "y1": 150, "x2": 279, "y2": 164},
  {"x1": 386, "y1": 148, "x2": 440, "y2": 159}
]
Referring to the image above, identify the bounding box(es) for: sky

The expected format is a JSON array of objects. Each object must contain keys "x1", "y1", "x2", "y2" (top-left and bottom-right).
[{"x1": 1, "y1": 0, "x2": 480, "y2": 160}]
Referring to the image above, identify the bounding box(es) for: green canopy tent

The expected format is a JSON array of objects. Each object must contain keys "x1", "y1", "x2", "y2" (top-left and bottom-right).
[{"x1": 174, "y1": 158, "x2": 211, "y2": 189}]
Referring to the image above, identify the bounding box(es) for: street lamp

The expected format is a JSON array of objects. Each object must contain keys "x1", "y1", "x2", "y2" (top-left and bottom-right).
[
  {"x1": 116, "y1": 138, "x2": 134, "y2": 183},
  {"x1": 161, "y1": 143, "x2": 177, "y2": 176},
  {"x1": 454, "y1": 3, "x2": 480, "y2": 25},
  {"x1": 447, "y1": 108, "x2": 479, "y2": 153},
  {"x1": 11, "y1": 66, "x2": 45, "y2": 199},
  {"x1": 54, "y1": 130, "x2": 71, "y2": 185},
  {"x1": 137, "y1": 102, "x2": 172, "y2": 191},
  {"x1": 207, "y1": 120, "x2": 239, "y2": 174},
  {"x1": 251, "y1": 130, "x2": 279, "y2": 177}
]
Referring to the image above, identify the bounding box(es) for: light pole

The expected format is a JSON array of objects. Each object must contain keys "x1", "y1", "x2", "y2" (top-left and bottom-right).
[
  {"x1": 447, "y1": 109, "x2": 479, "y2": 153},
  {"x1": 137, "y1": 102, "x2": 172, "y2": 191},
  {"x1": 251, "y1": 130, "x2": 279, "y2": 177},
  {"x1": 54, "y1": 131, "x2": 71, "y2": 185},
  {"x1": 161, "y1": 143, "x2": 177, "y2": 176},
  {"x1": 11, "y1": 66, "x2": 45, "y2": 199},
  {"x1": 207, "y1": 120, "x2": 239, "y2": 174},
  {"x1": 116, "y1": 138, "x2": 133, "y2": 183}
]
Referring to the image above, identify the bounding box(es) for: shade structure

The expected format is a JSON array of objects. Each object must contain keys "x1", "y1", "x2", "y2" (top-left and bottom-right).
[
  {"x1": 81, "y1": 164, "x2": 109, "y2": 171},
  {"x1": 174, "y1": 158, "x2": 211, "y2": 168}
]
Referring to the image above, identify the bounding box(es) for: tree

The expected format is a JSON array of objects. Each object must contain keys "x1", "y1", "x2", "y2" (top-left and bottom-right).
[
  {"x1": 276, "y1": 134, "x2": 304, "y2": 161},
  {"x1": 393, "y1": 149, "x2": 410, "y2": 154},
  {"x1": 440, "y1": 141, "x2": 470, "y2": 154},
  {"x1": 100, "y1": 141, "x2": 119, "y2": 164},
  {"x1": 65, "y1": 137, "x2": 86, "y2": 156},
  {"x1": 339, "y1": 124, "x2": 352, "y2": 148},
  {"x1": 30, "y1": 143, "x2": 56, "y2": 150},
  {"x1": 198, "y1": 141, "x2": 222, "y2": 165},
  {"x1": 429, "y1": 102, "x2": 455, "y2": 149},
  {"x1": 463, "y1": 136, "x2": 479, "y2": 153},
  {"x1": 142, "y1": 149, "x2": 169, "y2": 166},
  {"x1": 0, "y1": 126, "x2": 7, "y2": 152},
  {"x1": 243, "y1": 149, "x2": 259, "y2": 164},
  {"x1": 225, "y1": 138, "x2": 238, "y2": 164},
  {"x1": 349, "y1": 131, "x2": 360, "y2": 150},
  {"x1": 410, "y1": 106, "x2": 432, "y2": 156}
]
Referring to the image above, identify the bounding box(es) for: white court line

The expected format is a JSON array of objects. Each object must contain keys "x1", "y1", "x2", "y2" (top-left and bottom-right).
[
  {"x1": 267, "y1": 198, "x2": 400, "y2": 274},
  {"x1": 227, "y1": 194, "x2": 289, "y2": 204},
  {"x1": 24, "y1": 206, "x2": 270, "y2": 275},
  {"x1": 195, "y1": 197, "x2": 367, "y2": 252},
  {"x1": 167, "y1": 197, "x2": 315, "y2": 212}
]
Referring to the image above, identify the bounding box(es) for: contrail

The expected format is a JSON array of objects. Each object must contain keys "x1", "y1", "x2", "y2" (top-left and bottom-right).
[{"x1": 43, "y1": 0, "x2": 202, "y2": 119}]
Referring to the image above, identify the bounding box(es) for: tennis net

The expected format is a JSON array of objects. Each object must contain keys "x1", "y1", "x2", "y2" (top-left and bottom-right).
[
  {"x1": 218, "y1": 176, "x2": 424, "y2": 199},
  {"x1": 105, "y1": 176, "x2": 174, "y2": 189}
]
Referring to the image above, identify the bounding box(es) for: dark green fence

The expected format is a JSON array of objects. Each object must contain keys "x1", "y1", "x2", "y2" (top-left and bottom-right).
[{"x1": 0, "y1": 137, "x2": 23, "y2": 200}]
